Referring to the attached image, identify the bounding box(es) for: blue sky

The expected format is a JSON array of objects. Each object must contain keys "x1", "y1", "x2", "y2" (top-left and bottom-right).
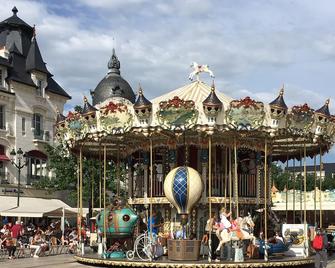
[{"x1": 1, "y1": 0, "x2": 335, "y2": 161}]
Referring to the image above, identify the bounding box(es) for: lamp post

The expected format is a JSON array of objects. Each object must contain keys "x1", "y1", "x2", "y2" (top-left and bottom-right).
[{"x1": 10, "y1": 148, "x2": 27, "y2": 207}]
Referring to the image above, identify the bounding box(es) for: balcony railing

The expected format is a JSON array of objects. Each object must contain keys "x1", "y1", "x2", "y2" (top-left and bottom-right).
[{"x1": 33, "y1": 129, "x2": 44, "y2": 140}]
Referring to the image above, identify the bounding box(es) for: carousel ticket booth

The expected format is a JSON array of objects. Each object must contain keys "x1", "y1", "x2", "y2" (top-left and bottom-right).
[{"x1": 56, "y1": 52, "x2": 335, "y2": 267}]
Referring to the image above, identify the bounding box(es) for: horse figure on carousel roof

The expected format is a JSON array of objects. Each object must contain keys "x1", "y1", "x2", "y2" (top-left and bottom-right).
[{"x1": 189, "y1": 62, "x2": 215, "y2": 81}]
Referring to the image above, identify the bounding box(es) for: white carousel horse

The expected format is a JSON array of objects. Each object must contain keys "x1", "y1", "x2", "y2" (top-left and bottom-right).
[
  {"x1": 189, "y1": 62, "x2": 215, "y2": 81},
  {"x1": 238, "y1": 213, "x2": 256, "y2": 245},
  {"x1": 215, "y1": 214, "x2": 256, "y2": 252}
]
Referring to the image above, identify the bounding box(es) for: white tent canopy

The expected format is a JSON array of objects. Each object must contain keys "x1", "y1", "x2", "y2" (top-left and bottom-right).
[{"x1": 0, "y1": 196, "x2": 75, "y2": 218}]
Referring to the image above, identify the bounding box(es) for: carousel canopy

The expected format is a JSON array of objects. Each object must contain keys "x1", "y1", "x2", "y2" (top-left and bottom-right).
[{"x1": 56, "y1": 64, "x2": 335, "y2": 161}]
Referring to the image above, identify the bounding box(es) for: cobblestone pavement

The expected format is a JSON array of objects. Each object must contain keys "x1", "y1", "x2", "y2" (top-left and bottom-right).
[
  {"x1": 0, "y1": 254, "x2": 95, "y2": 268},
  {"x1": 2, "y1": 254, "x2": 335, "y2": 268}
]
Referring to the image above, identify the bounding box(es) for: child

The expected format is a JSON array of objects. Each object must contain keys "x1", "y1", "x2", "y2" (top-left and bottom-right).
[{"x1": 217, "y1": 208, "x2": 232, "y2": 231}]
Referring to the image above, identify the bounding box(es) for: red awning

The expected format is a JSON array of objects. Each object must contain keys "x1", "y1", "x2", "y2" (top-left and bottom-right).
[{"x1": 0, "y1": 154, "x2": 10, "y2": 161}]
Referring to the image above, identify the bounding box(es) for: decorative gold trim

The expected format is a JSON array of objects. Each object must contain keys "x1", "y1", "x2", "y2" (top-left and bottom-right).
[
  {"x1": 128, "y1": 197, "x2": 264, "y2": 205},
  {"x1": 75, "y1": 255, "x2": 314, "y2": 268},
  {"x1": 129, "y1": 197, "x2": 170, "y2": 205}
]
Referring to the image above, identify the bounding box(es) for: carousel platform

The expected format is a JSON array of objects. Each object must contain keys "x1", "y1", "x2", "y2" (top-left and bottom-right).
[{"x1": 75, "y1": 254, "x2": 314, "y2": 268}]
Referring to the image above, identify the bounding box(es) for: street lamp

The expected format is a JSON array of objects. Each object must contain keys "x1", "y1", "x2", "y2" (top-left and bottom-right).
[{"x1": 10, "y1": 148, "x2": 28, "y2": 207}]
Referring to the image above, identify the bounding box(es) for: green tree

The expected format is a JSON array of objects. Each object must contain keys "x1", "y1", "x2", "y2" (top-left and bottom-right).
[
  {"x1": 271, "y1": 163, "x2": 334, "y2": 191},
  {"x1": 74, "y1": 105, "x2": 83, "y2": 113},
  {"x1": 33, "y1": 144, "x2": 127, "y2": 206}
]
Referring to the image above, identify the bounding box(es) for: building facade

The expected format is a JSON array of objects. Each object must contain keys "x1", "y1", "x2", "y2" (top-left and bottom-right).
[
  {"x1": 285, "y1": 162, "x2": 335, "y2": 180},
  {"x1": 0, "y1": 7, "x2": 71, "y2": 186}
]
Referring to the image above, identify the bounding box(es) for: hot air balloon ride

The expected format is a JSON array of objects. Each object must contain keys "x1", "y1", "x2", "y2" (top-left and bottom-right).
[{"x1": 164, "y1": 166, "x2": 203, "y2": 227}]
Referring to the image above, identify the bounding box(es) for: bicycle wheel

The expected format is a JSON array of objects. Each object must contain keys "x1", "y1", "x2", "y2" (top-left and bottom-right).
[{"x1": 135, "y1": 233, "x2": 153, "y2": 261}]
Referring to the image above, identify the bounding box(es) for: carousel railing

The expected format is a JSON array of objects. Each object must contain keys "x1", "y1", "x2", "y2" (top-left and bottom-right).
[
  {"x1": 133, "y1": 173, "x2": 257, "y2": 198},
  {"x1": 208, "y1": 173, "x2": 257, "y2": 198}
]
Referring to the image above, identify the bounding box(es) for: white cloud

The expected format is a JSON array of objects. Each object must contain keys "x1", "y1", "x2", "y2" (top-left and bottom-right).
[{"x1": 0, "y1": 0, "x2": 334, "y2": 115}]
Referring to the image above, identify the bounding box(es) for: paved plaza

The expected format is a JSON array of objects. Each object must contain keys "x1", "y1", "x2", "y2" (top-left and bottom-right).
[
  {"x1": 1, "y1": 254, "x2": 335, "y2": 268},
  {"x1": 0, "y1": 255, "x2": 94, "y2": 268}
]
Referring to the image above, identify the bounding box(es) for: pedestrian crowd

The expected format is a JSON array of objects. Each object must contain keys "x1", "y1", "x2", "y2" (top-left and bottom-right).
[{"x1": 0, "y1": 220, "x2": 79, "y2": 260}]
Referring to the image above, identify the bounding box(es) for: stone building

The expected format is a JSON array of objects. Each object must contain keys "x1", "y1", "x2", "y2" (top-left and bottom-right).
[{"x1": 0, "y1": 7, "x2": 71, "y2": 186}]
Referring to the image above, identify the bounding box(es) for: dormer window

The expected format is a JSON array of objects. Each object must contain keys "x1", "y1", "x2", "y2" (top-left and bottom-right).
[{"x1": 36, "y1": 79, "x2": 43, "y2": 96}]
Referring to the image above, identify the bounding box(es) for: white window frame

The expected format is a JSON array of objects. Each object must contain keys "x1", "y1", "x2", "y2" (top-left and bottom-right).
[
  {"x1": 36, "y1": 80, "x2": 43, "y2": 96},
  {"x1": 32, "y1": 113, "x2": 43, "y2": 137}
]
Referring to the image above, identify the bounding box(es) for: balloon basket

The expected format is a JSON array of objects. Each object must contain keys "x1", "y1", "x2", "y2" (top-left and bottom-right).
[{"x1": 167, "y1": 239, "x2": 201, "y2": 261}]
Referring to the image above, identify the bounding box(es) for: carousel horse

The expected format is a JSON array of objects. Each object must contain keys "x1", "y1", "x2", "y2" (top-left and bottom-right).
[
  {"x1": 216, "y1": 214, "x2": 256, "y2": 252},
  {"x1": 188, "y1": 62, "x2": 215, "y2": 81}
]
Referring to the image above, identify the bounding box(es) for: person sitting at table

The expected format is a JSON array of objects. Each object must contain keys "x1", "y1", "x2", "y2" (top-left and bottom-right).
[
  {"x1": 4, "y1": 232, "x2": 17, "y2": 259},
  {"x1": 30, "y1": 232, "x2": 46, "y2": 258},
  {"x1": 68, "y1": 229, "x2": 78, "y2": 254}
]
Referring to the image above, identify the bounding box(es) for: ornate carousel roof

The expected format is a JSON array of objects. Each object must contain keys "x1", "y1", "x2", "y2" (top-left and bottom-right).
[{"x1": 56, "y1": 63, "x2": 335, "y2": 161}]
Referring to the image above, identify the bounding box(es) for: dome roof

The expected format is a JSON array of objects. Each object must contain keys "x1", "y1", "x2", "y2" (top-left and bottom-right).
[
  {"x1": 91, "y1": 49, "x2": 136, "y2": 105},
  {"x1": 269, "y1": 87, "x2": 287, "y2": 110},
  {"x1": 203, "y1": 82, "x2": 223, "y2": 108},
  {"x1": 134, "y1": 86, "x2": 152, "y2": 109}
]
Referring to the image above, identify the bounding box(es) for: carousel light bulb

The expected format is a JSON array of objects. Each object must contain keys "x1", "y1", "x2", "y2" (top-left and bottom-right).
[{"x1": 164, "y1": 166, "x2": 203, "y2": 215}]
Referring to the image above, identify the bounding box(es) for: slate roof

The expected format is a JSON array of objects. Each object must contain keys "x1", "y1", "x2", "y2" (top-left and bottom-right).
[
  {"x1": 0, "y1": 7, "x2": 71, "y2": 99},
  {"x1": 91, "y1": 48, "x2": 135, "y2": 105},
  {"x1": 134, "y1": 87, "x2": 152, "y2": 109},
  {"x1": 46, "y1": 77, "x2": 71, "y2": 99},
  {"x1": 26, "y1": 36, "x2": 50, "y2": 75},
  {"x1": 7, "y1": 48, "x2": 36, "y2": 87},
  {"x1": 82, "y1": 96, "x2": 97, "y2": 114},
  {"x1": 0, "y1": 7, "x2": 33, "y2": 31},
  {"x1": 269, "y1": 88, "x2": 288, "y2": 110},
  {"x1": 315, "y1": 100, "x2": 330, "y2": 117},
  {"x1": 203, "y1": 82, "x2": 223, "y2": 108}
]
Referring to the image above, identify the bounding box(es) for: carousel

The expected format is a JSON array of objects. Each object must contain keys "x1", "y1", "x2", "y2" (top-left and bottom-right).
[{"x1": 55, "y1": 51, "x2": 335, "y2": 267}]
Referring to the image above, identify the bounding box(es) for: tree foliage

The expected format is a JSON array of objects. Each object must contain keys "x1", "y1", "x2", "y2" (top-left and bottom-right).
[
  {"x1": 33, "y1": 144, "x2": 127, "y2": 206},
  {"x1": 271, "y1": 163, "x2": 335, "y2": 191}
]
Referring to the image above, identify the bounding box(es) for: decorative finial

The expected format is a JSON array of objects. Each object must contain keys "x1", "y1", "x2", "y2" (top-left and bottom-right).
[
  {"x1": 84, "y1": 96, "x2": 88, "y2": 103},
  {"x1": 326, "y1": 99, "x2": 330, "y2": 106},
  {"x1": 279, "y1": 84, "x2": 284, "y2": 96},
  {"x1": 32, "y1": 24, "x2": 36, "y2": 40},
  {"x1": 108, "y1": 48, "x2": 120, "y2": 74},
  {"x1": 211, "y1": 80, "x2": 215, "y2": 92},
  {"x1": 138, "y1": 83, "x2": 143, "y2": 96},
  {"x1": 12, "y1": 6, "x2": 18, "y2": 16}
]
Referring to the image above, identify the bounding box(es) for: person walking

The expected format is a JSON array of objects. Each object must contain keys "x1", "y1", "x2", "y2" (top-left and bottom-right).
[
  {"x1": 202, "y1": 212, "x2": 220, "y2": 262},
  {"x1": 313, "y1": 228, "x2": 328, "y2": 268}
]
